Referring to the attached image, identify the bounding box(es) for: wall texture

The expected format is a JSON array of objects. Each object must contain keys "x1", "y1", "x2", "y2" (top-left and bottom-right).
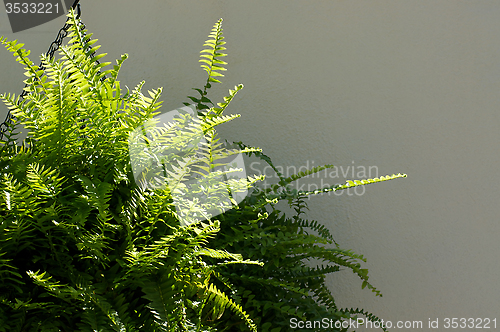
[{"x1": 1, "y1": 0, "x2": 499, "y2": 329}]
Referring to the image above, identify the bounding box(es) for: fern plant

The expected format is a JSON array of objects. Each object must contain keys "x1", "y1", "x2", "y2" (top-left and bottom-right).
[
  {"x1": 0, "y1": 12, "x2": 406, "y2": 332},
  {"x1": 0, "y1": 10, "x2": 262, "y2": 332}
]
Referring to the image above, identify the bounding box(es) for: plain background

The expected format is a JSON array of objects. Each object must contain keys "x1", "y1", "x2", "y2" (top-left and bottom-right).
[{"x1": 1, "y1": 1, "x2": 499, "y2": 329}]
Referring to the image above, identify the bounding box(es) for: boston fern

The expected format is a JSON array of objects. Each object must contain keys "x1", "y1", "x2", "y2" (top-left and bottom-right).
[
  {"x1": 0, "y1": 11, "x2": 406, "y2": 332},
  {"x1": 0, "y1": 11, "x2": 260, "y2": 332}
]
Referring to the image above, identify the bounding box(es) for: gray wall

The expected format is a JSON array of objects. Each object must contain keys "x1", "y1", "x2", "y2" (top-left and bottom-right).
[{"x1": 1, "y1": 1, "x2": 499, "y2": 329}]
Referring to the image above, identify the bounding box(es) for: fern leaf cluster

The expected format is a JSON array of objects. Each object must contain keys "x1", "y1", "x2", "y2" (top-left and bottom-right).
[
  {"x1": 0, "y1": 10, "x2": 258, "y2": 332},
  {"x1": 0, "y1": 12, "x2": 405, "y2": 332}
]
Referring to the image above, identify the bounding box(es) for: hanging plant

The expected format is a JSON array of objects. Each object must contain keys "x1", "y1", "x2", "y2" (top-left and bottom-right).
[{"x1": 0, "y1": 9, "x2": 405, "y2": 332}]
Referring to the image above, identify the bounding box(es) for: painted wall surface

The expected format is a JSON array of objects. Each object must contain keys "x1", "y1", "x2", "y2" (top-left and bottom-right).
[{"x1": 1, "y1": 1, "x2": 499, "y2": 329}]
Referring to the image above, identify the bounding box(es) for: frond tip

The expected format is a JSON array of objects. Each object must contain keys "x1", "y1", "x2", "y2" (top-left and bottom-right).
[
  {"x1": 187, "y1": 19, "x2": 228, "y2": 111},
  {"x1": 200, "y1": 18, "x2": 227, "y2": 85},
  {"x1": 204, "y1": 283, "x2": 257, "y2": 332},
  {"x1": 267, "y1": 173, "x2": 407, "y2": 199}
]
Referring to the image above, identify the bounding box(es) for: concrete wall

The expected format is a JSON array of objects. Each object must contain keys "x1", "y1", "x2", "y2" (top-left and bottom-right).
[{"x1": 1, "y1": 1, "x2": 499, "y2": 329}]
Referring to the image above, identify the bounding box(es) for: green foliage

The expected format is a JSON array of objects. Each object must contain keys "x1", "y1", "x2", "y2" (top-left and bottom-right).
[
  {"x1": 0, "y1": 10, "x2": 259, "y2": 332},
  {"x1": 0, "y1": 12, "x2": 406, "y2": 332}
]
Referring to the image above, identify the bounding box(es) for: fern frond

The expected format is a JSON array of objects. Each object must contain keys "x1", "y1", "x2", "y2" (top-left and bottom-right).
[
  {"x1": 207, "y1": 84, "x2": 244, "y2": 117},
  {"x1": 141, "y1": 274, "x2": 180, "y2": 331},
  {"x1": 105, "y1": 53, "x2": 129, "y2": 85},
  {"x1": 267, "y1": 173, "x2": 407, "y2": 200},
  {"x1": 202, "y1": 113, "x2": 241, "y2": 130},
  {"x1": 200, "y1": 19, "x2": 227, "y2": 86},
  {"x1": 234, "y1": 141, "x2": 286, "y2": 184},
  {"x1": 25, "y1": 163, "x2": 65, "y2": 200},
  {"x1": 79, "y1": 307, "x2": 112, "y2": 332},
  {"x1": 83, "y1": 293, "x2": 126, "y2": 332},
  {"x1": 281, "y1": 164, "x2": 335, "y2": 186},
  {"x1": 76, "y1": 175, "x2": 114, "y2": 224},
  {"x1": 0, "y1": 252, "x2": 23, "y2": 293},
  {"x1": 0, "y1": 37, "x2": 48, "y2": 94},
  {"x1": 196, "y1": 248, "x2": 243, "y2": 261},
  {"x1": 27, "y1": 270, "x2": 79, "y2": 303},
  {"x1": 65, "y1": 9, "x2": 110, "y2": 82},
  {"x1": 186, "y1": 19, "x2": 228, "y2": 110},
  {"x1": 306, "y1": 247, "x2": 383, "y2": 297},
  {"x1": 288, "y1": 264, "x2": 341, "y2": 280},
  {"x1": 204, "y1": 283, "x2": 256, "y2": 332},
  {"x1": 338, "y1": 307, "x2": 389, "y2": 332},
  {"x1": 302, "y1": 172, "x2": 407, "y2": 196},
  {"x1": 295, "y1": 218, "x2": 337, "y2": 245},
  {"x1": 0, "y1": 173, "x2": 35, "y2": 215}
]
